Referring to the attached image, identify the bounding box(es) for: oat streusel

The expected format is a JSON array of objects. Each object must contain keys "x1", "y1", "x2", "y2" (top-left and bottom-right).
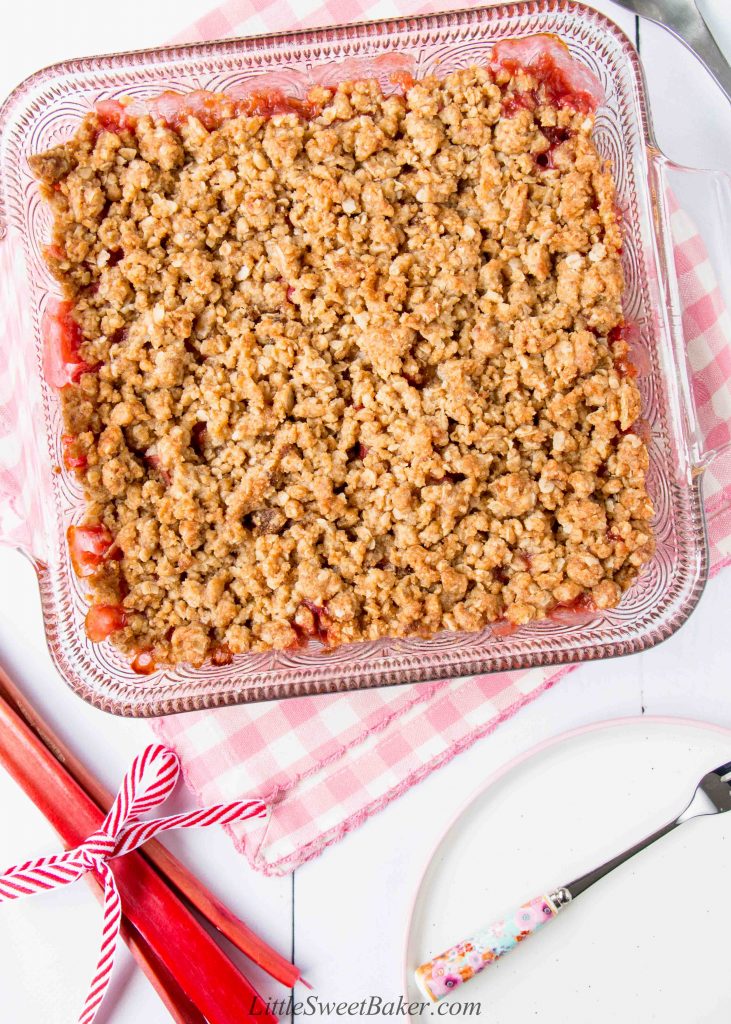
[{"x1": 31, "y1": 54, "x2": 655, "y2": 668}]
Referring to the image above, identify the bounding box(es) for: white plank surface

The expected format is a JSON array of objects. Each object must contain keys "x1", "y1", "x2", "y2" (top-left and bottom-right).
[{"x1": 0, "y1": 2, "x2": 729, "y2": 1022}]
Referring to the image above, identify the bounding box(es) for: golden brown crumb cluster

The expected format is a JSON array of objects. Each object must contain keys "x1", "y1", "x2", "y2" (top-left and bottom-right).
[{"x1": 31, "y1": 64, "x2": 654, "y2": 667}]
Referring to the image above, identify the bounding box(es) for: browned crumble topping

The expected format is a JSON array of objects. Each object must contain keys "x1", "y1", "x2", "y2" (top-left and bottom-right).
[{"x1": 31, "y1": 64, "x2": 654, "y2": 667}]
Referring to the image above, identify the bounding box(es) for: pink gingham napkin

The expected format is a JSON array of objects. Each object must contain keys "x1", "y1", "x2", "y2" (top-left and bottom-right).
[
  {"x1": 146, "y1": 3, "x2": 731, "y2": 875},
  {"x1": 0, "y1": 1, "x2": 729, "y2": 877}
]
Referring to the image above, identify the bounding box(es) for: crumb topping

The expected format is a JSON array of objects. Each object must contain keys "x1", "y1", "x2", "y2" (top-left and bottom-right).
[{"x1": 31, "y1": 60, "x2": 654, "y2": 667}]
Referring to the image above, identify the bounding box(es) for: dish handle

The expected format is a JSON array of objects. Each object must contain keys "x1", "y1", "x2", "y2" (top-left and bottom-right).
[
  {"x1": 652, "y1": 156, "x2": 731, "y2": 477},
  {"x1": 0, "y1": 234, "x2": 51, "y2": 567},
  {"x1": 414, "y1": 890, "x2": 569, "y2": 1002}
]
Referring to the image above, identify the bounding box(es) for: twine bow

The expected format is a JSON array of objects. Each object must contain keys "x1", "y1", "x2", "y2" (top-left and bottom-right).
[{"x1": 0, "y1": 743, "x2": 267, "y2": 1023}]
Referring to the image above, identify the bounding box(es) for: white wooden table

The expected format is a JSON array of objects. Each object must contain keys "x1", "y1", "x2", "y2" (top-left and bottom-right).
[{"x1": 0, "y1": 2, "x2": 729, "y2": 1021}]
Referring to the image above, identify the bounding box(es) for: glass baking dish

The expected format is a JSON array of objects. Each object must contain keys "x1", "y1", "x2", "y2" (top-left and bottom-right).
[{"x1": 0, "y1": 1, "x2": 728, "y2": 715}]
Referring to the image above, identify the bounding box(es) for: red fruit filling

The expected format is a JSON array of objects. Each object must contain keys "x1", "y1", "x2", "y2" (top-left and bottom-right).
[
  {"x1": 501, "y1": 91, "x2": 537, "y2": 117},
  {"x1": 85, "y1": 604, "x2": 127, "y2": 642},
  {"x1": 144, "y1": 452, "x2": 172, "y2": 486},
  {"x1": 94, "y1": 89, "x2": 321, "y2": 137},
  {"x1": 95, "y1": 99, "x2": 137, "y2": 133},
  {"x1": 491, "y1": 618, "x2": 518, "y2": 638},
  {"x1": 67, "y1": 524, "x2": 117, "y2": 577},
  {"x1": 389, "y1": 71, "x2": 416, "y2": 95},
  {"x1": 291, "y1": 599, "x2": 330, "y2": 645},
  {"x1": 191, "y1": 422, "x2": 208, "y2": 456},
  {"x1": 131, "y1": 649, "x2": 157, "y2": 675},
  {"x1": 42, "y1": 299, "x2": 98, "y2": 388},
  {"x1": 491, "y1": 35, "x2": 604, "y2": 114},
  {"x1": 211, "y1": 644, "x2": 234, "y2": 667},
  {"x1": 61, "y1": 435, "x2": 87, "y2": 471},
  {"x1": 549, "y1": 592, "x2": 597, "y2": 625}
]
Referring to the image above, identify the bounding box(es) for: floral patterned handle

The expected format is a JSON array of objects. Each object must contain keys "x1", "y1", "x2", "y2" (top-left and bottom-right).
[{"x1": 414, "y1": 890, "x2": 570, "y2": 1001}]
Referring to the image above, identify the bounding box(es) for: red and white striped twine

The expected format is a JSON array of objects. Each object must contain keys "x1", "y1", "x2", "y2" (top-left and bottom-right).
[{"x1": 0, "y1": 743, "x2": 268, "y2": 1023}]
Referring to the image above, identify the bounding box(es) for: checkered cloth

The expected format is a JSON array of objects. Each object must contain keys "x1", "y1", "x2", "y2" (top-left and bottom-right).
[
  {"x1": 1, "y1": 0, "x2": 729, "y2": 876},
  {"x1": 148, "y1": 3, "x2": 731, "y2": 875}
]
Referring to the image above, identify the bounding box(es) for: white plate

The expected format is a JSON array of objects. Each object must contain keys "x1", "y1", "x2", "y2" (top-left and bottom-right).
[{"x1": 403, "y1": 717, "x2": 731, "y2": 1023}]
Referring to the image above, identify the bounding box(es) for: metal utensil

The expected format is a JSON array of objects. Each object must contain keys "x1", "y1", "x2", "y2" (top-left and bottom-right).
[
  {"x1": 415, "y1": 759, "x2": 731, "y2": 1001},
  {"x1": 612, "y1": 0, "x2": 731, "y2": 102}
]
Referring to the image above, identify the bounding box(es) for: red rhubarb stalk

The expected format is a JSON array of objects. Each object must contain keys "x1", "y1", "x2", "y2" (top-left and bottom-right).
[
  {"x1": 112, "y1": 919, "x2": 207, "y2": 1024},
  {"x1": 0, "y1": 661, "x2": 299, "y2": 988},
  {"x1": 0, "y1": 694, "x2": 276, "y2": 1024}
]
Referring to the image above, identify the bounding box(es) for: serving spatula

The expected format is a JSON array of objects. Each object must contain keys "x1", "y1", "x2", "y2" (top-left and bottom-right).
[
  {"x1": 612, "y1": 0, "x2": 731, "y2": 103},
  {"x1": 415, "y1": 758, "x2": 731, "y2": 1001}
]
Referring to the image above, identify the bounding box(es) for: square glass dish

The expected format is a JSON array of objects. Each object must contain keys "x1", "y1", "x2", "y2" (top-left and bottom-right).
[{"x1": 0, "y1": 1, "x2": 729, "y2": 715}]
